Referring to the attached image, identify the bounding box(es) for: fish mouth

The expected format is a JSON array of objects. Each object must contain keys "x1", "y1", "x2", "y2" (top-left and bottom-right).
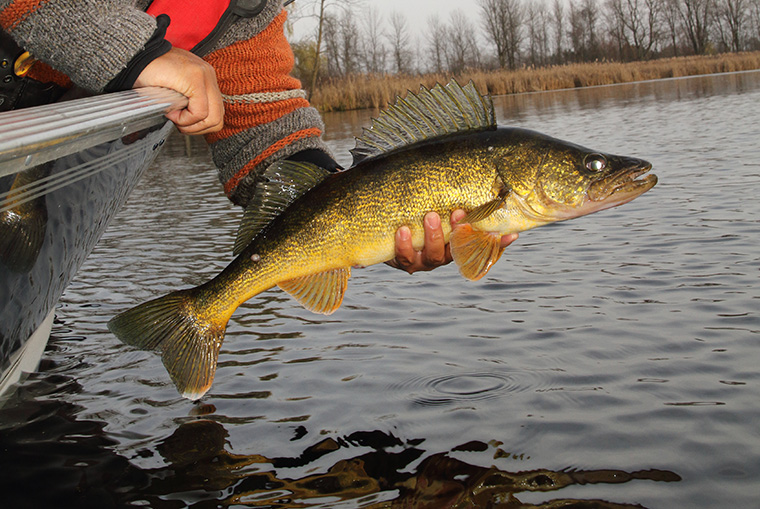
[{"x1": 586, "y1": 161, "x2": 657, "y2": 210}]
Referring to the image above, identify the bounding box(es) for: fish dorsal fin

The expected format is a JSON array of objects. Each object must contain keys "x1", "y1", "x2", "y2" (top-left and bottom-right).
[
  {"x1": 278, "y1": 267, "x2": 351, "y2": 315},
  {"x1": 449, "y1": 224, "x2": 505, "y2": 281},
  {"x1": 234, "y1": 160, "x2": 332, "y2": 255},
  {"x1": 350, "y1": 79, "x2": 496, "y2": 165}
]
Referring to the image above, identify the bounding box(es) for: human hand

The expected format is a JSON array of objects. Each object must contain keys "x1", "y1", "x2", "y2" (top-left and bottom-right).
[
  {"x1": 133, "y1": 47, "x2": 224, "y2": 135},
  {"x1": 387, "y1": 210, "x2": 518, "y2": 274}
]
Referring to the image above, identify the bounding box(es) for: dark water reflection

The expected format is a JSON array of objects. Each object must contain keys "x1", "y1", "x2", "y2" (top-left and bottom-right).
[
  {"x1": 0, "y1": 395, "x2": 678, "y2": 508},
  {"x1": 2, "y1": 72, "x2": 760, "y2": 508}
]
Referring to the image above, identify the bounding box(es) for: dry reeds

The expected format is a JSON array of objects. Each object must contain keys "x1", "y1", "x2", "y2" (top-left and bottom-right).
[{"x1": 309, "y1": 52, "x2": 760, "y2": 113}]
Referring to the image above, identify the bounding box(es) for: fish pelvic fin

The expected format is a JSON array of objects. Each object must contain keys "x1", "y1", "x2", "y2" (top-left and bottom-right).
[
  {"x1": 278, "y1": 267, "x2": 351, "y2": 315},
  {"x1": 107, "y1": 289, "x2": 227, "y2": 400},
  {"x1": 450, "y1": 224, "x2": 505, "y2": 281}
]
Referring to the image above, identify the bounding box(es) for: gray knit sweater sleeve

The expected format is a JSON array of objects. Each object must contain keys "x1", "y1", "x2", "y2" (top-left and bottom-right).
[
  {"x1": 200, "y1": 0, "x2": 334, "y2": 207},
  {"x1": 0, "y1": 0, "x2": 159, "y2": 92}
]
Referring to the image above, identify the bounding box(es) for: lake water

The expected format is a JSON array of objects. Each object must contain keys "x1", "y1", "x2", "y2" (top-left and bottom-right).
[{"x1": 1, "y1": 71, "x2": 759, "y2": 508}]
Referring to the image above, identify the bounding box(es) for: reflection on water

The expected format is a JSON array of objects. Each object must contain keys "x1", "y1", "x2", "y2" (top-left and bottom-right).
[
  {"x1": 146, "y1": 420, "x2": 679, "y2": 509},
  {"x1": 0, "y1": 393, "x2": 678, "y2": 508},
  {"x1": 0, "y1": 164, "x2": 51, "y2": 273},
  {"x1": 1, "y1": 72, "x2": 759, "y2": 508}
]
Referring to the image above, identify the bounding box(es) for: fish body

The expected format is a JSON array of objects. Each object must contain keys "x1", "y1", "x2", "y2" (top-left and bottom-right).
[{"x1": 109, "y1": 81, "x2": 656, "y2": 399}]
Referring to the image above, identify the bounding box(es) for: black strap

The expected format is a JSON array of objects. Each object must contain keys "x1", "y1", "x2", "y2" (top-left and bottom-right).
[
  {"x1": 104, "y1": 14, "x2": 172, "y2": 93},
  {"x1": 0, "y1": 29, "x2": 67, "y2": 111}
]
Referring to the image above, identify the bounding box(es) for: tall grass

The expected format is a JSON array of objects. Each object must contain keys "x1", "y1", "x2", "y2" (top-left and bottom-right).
[{"x1": 309, "y1": 52, "x2": 760, "y2": 113}]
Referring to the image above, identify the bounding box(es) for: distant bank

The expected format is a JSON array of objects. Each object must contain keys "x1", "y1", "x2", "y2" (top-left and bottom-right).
[{"x1": 310, "y1": 52, "x2": 760, "y2": 113}]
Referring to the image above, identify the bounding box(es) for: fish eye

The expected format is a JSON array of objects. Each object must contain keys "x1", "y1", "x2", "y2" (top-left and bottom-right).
[{"x1": 584, "y1": 154, "x2": 607, "y2": 172}]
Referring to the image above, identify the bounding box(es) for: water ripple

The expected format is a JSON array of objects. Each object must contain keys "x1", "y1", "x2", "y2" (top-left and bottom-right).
[{"x1": 390, "y1": 370, "x2": 540, "y2": 407}]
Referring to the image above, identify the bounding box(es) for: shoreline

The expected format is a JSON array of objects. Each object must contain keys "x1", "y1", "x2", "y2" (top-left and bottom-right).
[{"x1": 309, "y1": 52, "x2": 760, "y2": 113}]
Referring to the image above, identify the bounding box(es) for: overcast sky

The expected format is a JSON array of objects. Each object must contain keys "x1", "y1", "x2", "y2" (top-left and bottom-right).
[{"x1": 288, "y1": 0, "x2": 472, "y2": 41}]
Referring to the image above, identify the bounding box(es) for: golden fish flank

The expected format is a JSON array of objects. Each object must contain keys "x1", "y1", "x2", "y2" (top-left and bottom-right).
[{"x1": 108, "y1": 80, "x2": 657, "y2": 400}]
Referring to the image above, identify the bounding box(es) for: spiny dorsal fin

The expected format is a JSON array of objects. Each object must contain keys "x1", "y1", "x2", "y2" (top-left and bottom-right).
[
  {"x1": 278, "y1": 267, "x2": 351, "y2": 315},
  {"x1": 233, "y1": 160, "x2": 332, "y2": 255},
  {"x1": 350, "y1": 79, "x2": 496, "y2": 165},
  {"x1": 449, "y1": 224, "x2": 505, "y2": 281}
]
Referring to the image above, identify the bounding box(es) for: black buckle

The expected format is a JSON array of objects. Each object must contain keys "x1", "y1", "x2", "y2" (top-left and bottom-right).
[{"x1": 0, "y1": 29, "x2": 66, "y2": 111}]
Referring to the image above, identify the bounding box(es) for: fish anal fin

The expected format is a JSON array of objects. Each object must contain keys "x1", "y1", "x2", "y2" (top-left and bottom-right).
[
  {"x1": 450, "y1": 224, "x2": 505, "y2": 281},
  {"x1": 278, "y1": 267, "x2": 351, "y2": 315}
]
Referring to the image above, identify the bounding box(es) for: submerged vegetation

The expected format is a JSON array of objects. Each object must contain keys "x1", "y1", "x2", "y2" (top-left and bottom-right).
[{"x1": 309, "y1": 52, "x2": 760, "y2": 112}]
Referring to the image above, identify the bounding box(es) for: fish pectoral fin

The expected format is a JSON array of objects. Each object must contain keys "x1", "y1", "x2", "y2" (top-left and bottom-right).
[
  {"x1": 278, "y1": 267, "x2": 351, "y2": 315},
  {"x1": 461, "y1": 193, "x2": 509, "y2": 224},
  {"x1": 450, "y1": 224, "x2": 505, "y2": 281}
]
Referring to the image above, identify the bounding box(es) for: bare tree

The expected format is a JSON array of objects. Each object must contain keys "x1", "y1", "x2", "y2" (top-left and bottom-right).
[
  {"x1": 607, "y1": 0, "x2": 663, "y2": 59},
  {"x1": 360, "y1": 5, "x2": 387, "y2": 73},
  {"x1": 425, "y1": 15, "x2": 449, "y2": 73},
  {"x1": 446, "y1": 9, "x2": 482, "y2": 72},
  {"x1": 661, "y1": 0, "x2": 683, "y2": 55},
  {"x1": 552, "y1": 0, "x2": 567, "y2": 63},
  {"x1": 568, "y1": 0, "x2": 587, "y2": 60},
  {"x1": 479, "y1": 0, "x2": 524, "y2": 69},
  {"x1": 675, "y1": 0, "x2": 715, "y2": 54},
  {"x1": 583, "y1": 0, "x2": 602, "y2": 59},
  {"x1": 340, "y1": 9, "x2": 361, "y2": 75},
  {"x1": 751, "y1": 0, "x2": 760, "y2": 47},
  {"x1": 526, "y1": 1, "x2": 551, "y2": 66},
  {"x1": 295, "y1": 0, "x2": 362, "y2": 95},
  {"x1": 322, "y1": 13, "x2": 340, "y2": 76},
  {"x1": 387, "y1": 11, "x2": 413, "y2": 74},
  {"x1": 713, "y1": 0, "x2": 747, "y2": 51}
]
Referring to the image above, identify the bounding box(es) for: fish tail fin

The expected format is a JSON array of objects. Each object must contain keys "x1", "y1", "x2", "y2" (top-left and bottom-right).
[{"x1": 108, "y1": 288, "x2": 228, "y2": 400}]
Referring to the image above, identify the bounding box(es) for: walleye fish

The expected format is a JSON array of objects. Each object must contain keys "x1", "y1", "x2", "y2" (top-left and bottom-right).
[{"x1": 109, "y1": 80, "x2": 656, "y2": 399}]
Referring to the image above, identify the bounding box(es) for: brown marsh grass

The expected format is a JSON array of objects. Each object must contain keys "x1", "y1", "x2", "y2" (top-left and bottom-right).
[{"x1": 309, "y1": 52, "x2": 760, "y2": 113}]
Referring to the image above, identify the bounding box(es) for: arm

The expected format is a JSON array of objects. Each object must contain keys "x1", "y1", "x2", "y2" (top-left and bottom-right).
[
  {"x1": 0, "y1": 0, "x2": 162, "y2": 93},
  {"x1": 0, "y1": 1, "x2": 222, "y2": 133},
  {"x1": 198, "y1": 0, "x2": 332, "y2": 207}
]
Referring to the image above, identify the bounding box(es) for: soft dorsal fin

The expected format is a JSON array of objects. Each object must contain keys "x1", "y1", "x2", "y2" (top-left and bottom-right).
[
  {"x1": 234, "y1": 160, "x2": 332, "y2": 255},
  {"x1": 278, "y1": 267, "x2": 351, "y2": 315},
  {"x1": 350, "y1": 79, "x2": 496, "y2": 165}
]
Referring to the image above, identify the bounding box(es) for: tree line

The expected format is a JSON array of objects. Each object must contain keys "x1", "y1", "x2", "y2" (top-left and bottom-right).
[{"x1": 289, "y1": 0, "x2": 760, "y2": 89}]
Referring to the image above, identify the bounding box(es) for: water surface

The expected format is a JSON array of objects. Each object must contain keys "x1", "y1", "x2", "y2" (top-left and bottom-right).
[{"x1": 1, "y1": 72, "x2": 759, "y2": 508}]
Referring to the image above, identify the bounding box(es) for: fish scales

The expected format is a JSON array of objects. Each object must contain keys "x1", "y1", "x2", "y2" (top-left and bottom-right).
[{"x1": 204, "y1": 133, "x2": 499, "y2": 318}]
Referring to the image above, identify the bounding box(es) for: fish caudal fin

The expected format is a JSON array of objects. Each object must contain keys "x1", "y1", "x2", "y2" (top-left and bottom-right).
[
  {"x1": 450, "y1": 224, "x2": 505, "y2": 281},
  {"x1": 107, "y1": 289, "x2": 227, "y2": 400}
]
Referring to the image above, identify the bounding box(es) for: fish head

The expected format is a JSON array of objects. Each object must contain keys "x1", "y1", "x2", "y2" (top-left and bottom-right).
[{"x1": 494, "y1": 129, "x2": 657, "y2": 228}]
